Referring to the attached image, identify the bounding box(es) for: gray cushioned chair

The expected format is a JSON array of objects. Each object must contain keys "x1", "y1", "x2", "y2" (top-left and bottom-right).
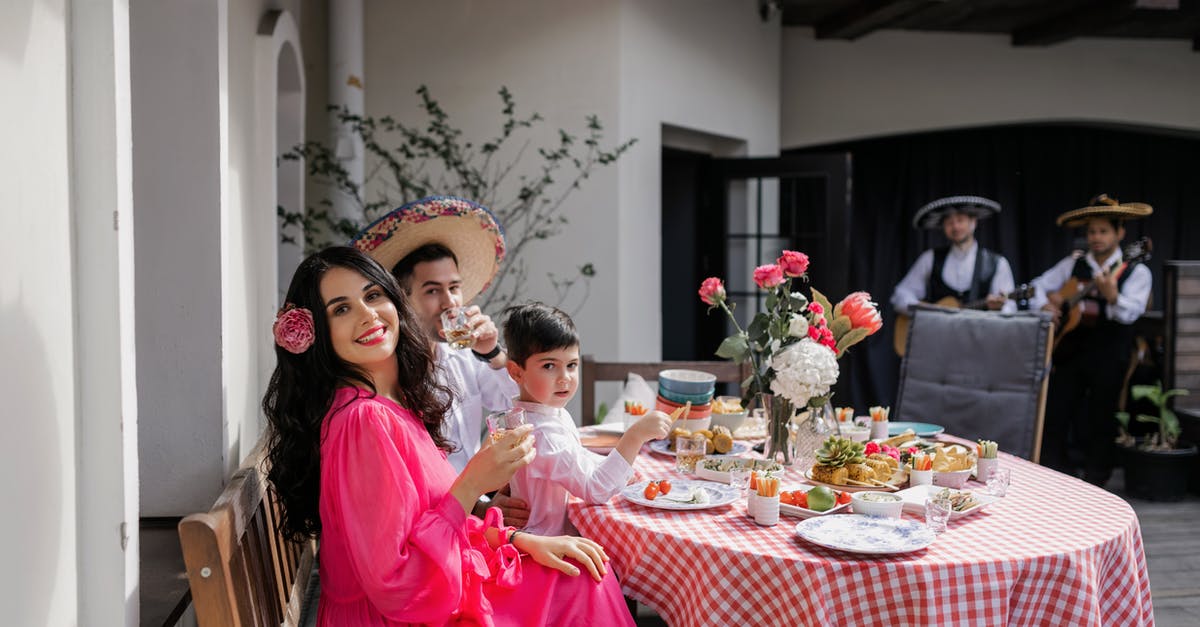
[{"x1": 895, "y1": 306, "x2": 1053, "y2": 462}]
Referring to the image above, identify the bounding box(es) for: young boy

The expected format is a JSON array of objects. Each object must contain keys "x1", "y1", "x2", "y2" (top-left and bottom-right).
[{"x1": 503, "y1": 303, "x2": 672, "y2": 536}]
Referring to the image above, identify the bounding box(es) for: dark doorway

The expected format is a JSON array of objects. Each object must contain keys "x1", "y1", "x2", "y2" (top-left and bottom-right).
[{"x1": 662, "y1": 147, "x2": 723, "y2": 361}]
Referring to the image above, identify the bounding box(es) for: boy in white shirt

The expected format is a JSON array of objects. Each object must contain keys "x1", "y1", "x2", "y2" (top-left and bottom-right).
[{"x1": 503, "y1": 303, "x2": 672, "y2": 536}]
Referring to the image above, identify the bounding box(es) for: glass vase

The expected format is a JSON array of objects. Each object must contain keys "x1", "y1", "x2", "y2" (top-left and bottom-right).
[
  {"x1": 793, "y1": 401, "x2": 837, "y2": 471},
  {"x1": 761, "y1": 394, "x2": 797, "y2": 465}
]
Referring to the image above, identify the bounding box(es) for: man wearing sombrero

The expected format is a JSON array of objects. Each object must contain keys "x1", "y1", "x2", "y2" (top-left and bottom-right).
[
  {"x1": 352, "y1": 196, "x2": 526, "y2": 520},
  {"x1": 1030, "y1": 194, "x2": 1153, "y2": 487},
  {"x1": 891, "y1": 195, "x2": 1017, "y2": 319}
]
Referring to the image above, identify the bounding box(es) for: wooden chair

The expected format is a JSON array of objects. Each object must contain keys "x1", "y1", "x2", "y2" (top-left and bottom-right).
[
  {"x1": 579, "y1": 355, "x2": 751, "y2": 426},
  {"x1": 179, "y1": 440, "x2": 317, "y2": 626},
  {"x1": 896, "y1": 306, "x2": 1053, "y2": 462}
]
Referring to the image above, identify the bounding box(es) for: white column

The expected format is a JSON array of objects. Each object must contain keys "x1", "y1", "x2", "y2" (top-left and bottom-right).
[
  {"x1": 131, "y1": 0, "x2": 228, "y2": 514},
  {"x1": 71, "y1": 0, "x2": 139, "y2": 623},
  {"x1": 329, "y1": 0, "x2": 364, "y2": 222}
]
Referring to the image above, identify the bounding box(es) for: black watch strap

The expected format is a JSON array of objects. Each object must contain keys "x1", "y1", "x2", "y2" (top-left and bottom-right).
[{"x1": 472, "y1": 345, "x2": 502, "y2": 362}]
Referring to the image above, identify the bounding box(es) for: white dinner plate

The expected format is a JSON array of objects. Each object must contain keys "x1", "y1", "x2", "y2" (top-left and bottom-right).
[
  {"x1": 794, "y1": 514, "x2": 936, "y2": 554},
  {"x1": 803, "y1": 469, "x2": 903, "y2": 493},
  {"x1": 620, "y1": 480, "x2": 739, "y2": 511},
  {"x1": 693, "y1": 458, "x2": 784, "y2": 483},
  {"x1": 648, "y1": 438, "x2": 751, "y2": 458},
  {"x1": 894, "y1": 484, "x2": 1000, "y2": 520}
]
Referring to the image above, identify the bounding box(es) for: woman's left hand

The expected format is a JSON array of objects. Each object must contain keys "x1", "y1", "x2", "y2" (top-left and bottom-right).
[{"x1": 513, "y1": 534, "x2": 610, "y2": 582}]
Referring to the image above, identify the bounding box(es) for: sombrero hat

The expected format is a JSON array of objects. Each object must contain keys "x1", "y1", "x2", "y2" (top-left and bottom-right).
[
  {"x1": 1055, "y1": 194, "x2": 1153, "y2": 228},
  {"x1": 911, "y1": 195, "x2": 1001, "y2": 230},
  {"x1": 350, "y1": 196, "x2": 506, "y2": 303}
]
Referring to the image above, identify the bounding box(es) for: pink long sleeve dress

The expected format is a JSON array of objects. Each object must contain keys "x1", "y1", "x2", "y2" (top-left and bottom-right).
[{"x1": 316, "y1": 387, "x2": 633, "y2": 626}]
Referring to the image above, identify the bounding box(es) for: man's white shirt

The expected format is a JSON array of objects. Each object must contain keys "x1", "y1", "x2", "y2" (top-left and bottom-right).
[
  {"x1": 436, "y1": 343, "x2": 520, "y2": 472},
  {"x1": 1029, "y1": 249, "x2": 1151, "y2": 325},
  {"x1": 891, "y1": 241, "x2": 1017, "y2": 315}
]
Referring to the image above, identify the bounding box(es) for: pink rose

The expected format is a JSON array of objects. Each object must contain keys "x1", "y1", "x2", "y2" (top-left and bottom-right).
[
  {"x1": 839, "y1": 291, "x2": 883, "y2": 335},
  {"x1": 752, "y1": 264, "x2": 785, "y2": 289},
  {"x1": 698, "y1": 277, "x2": 727, "y2": 306},
  {"x1": 273, "y1": 306, "x2": 315, "y2": 354},
  {"x1": 777, "y1": 250, "x2": 810, "y2": 278}
]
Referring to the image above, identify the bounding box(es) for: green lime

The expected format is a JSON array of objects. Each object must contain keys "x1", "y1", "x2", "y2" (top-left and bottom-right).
[{"x1": 807, "y1": 486, "x2": 836, "y2": 512}]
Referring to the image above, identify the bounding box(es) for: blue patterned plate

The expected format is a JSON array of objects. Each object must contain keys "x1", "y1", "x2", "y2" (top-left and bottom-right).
[
  {"x1": 621, "y1": 480, "x2": 739, "y2": 511},
  {"x1": 794, "y1": 514, "x2": 936, "y2": 554}
]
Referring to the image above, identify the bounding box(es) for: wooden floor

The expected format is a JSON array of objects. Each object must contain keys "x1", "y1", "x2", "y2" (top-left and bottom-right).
[{"x1": 143, "y1": 471, "x2": 1200, "y2": 627}]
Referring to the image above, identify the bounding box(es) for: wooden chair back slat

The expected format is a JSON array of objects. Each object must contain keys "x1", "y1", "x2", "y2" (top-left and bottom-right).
[
  {"x1": 579, "y1": 356, "x2": 751, "y2": 425},
  {"x1": 180, "y1": 439, "x2": 317, "y2": 626}
]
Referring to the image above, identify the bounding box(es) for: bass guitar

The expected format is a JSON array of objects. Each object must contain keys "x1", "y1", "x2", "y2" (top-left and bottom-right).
[
  {"x1": 1050, "y1": 237, "x2": 1152, "y2": 354},
  {"x1": 893, "y1": 284, "x2": 1035, "y2": 357}
]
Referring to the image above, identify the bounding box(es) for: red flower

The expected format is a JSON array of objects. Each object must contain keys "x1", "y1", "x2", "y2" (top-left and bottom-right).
[
  {"x1": 753, "y1": 264, "x2": 785, "y2": 289},
  {"x1": 807, "y1": 325, "x2": 820, "y2": 341},
  {"x1": 698, "y1": 277, "x2": 727, "y2": 306},
  {"x1": 839, "y1": 291, "x2": 883, "y2": 335},
  {"x1": 808, "y1": 302, "x2": 824, "y2": 315},
  {"x1": 273, "y1": 305, "x2": 315, "y2": 354},
  {"x1": 777, "y1": 250, "x2": 810, "y2": 278},
  {"x1": 864, "y1": 441, "x2": 880, "y2": 456}
]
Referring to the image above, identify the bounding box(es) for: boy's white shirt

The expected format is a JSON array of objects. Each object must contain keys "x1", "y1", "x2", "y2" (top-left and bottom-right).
[
  {"x1": 508, "y1": 398, "x2": 634, "y2": 536},
  {"x1": 436, "y1": 342, "x2": 520, "y2": 473}
]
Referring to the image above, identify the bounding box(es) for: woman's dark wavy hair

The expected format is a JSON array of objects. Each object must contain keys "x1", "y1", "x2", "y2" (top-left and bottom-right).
[{"x1": 263, "y1": 246, "x2": 453, "y2": 541}]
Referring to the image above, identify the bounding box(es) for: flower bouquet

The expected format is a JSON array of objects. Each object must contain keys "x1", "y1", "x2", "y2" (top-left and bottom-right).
[{"x1": 699, "y1": 250, "x2": 882, "y2": 464}]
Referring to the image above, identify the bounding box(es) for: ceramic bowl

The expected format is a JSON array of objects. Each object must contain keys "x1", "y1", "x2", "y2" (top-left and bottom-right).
[
  {"x1": 658, "y1": 369, "x2": 719, "y2": 395},
  {"x1": 708, "y1": 410, "x2": 748, "y2": 434},
  {"x1": 850, "y1": 491, "x2": 904, "y2": 519},
  {"x1": 657, "y1": 384, "x2": 715, "y2": 406},
  {"x1": 668, "y1": 416, "x2": 712, "y2": 433},
  {"x1": 933, "y1": 469, "x2": 973, "y2": 489},
  {"x1": 655, "y1": 395, "x2": 712, "y2": 419}
]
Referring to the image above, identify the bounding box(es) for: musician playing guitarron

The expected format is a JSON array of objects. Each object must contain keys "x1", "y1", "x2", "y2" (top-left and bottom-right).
[
  {"x1": 1029, "y1": 194, "x2": 1153, "y2": 488},
  {"x1": 890, "y1": 196, "x2": 1018, "y2": 355}
]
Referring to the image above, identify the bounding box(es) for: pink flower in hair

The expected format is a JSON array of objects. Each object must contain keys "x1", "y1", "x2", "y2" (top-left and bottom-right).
[{"x1": 273, "y1": 305, "x2": 315, "y2": 354}]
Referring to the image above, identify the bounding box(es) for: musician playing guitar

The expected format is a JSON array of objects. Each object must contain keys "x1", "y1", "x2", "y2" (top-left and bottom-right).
[
  {"x1": 891, "y1": 196, "x2": 1018, "y2": 352},
  {"x1": 1030, "y1": 194, "x2": 1153, "y2": 488}
]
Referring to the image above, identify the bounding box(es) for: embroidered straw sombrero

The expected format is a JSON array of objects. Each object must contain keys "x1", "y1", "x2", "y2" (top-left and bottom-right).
[
  {"x1": 350, "y1": 196, "x2": 506, "y2": 303},
  {"x1": 911, "y1": 195, "x2": 1001, "y2": 230},
  {"x1": 1055, "y1": 194, "x2": 1153, "y2": 228}
]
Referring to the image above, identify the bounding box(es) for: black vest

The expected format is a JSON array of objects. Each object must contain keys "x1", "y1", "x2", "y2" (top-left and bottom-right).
[{"x1": 928, "y1": 245, "x2": 999, "y2": 305}]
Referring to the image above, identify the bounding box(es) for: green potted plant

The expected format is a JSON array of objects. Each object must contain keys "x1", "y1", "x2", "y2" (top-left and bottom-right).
[{"x1": 1115, "y1": 382, "x2": 1197, "y2": 501}]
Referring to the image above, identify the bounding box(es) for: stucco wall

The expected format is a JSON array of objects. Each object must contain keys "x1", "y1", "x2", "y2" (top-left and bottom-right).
[
  {"x1": 0, "y1": 3, "x2": 78, "y2": 624},
  {"x1": 782, "y1": 28, "x2": 1200, "y2": 148}
]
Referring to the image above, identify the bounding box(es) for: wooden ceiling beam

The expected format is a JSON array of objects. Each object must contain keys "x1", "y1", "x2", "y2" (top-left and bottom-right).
[
  {"x1": 814, "y1": 0, "x2": 941, "y2": 40},
  {"x1": 1012, "y1": 0, "x2": 1139, "y2": 47}
]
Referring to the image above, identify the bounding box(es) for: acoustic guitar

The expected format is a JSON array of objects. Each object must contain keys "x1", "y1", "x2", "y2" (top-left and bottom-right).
[
  {"x1": 893, "y1": 284, "x2": 1035, "y2": 357},
  {"x1": 1049, "y1": 237, "x2": 1152, "y2": 354}
]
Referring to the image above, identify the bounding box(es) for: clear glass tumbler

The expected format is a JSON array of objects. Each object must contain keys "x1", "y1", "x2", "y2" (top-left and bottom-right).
[{"x1": 925, "y1": 495, "x2": 953, "y2": 534}]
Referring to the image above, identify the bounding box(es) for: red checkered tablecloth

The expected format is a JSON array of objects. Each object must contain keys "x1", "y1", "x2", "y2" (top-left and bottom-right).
[{"x1": 568, "y1": 443, "x2": 1153, "y2": 627}]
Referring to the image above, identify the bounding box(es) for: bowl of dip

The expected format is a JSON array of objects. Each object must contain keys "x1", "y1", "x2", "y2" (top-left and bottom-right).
[{"x1": 850, "y1": 491, "x2": 904, "y2": 519}]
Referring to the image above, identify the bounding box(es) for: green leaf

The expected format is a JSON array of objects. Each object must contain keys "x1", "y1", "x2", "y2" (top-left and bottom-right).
[
  {"x1": 748, "y1": 313, "x2": 770, "y2": 344},
  {"x1": 830, "y1": 315, "x2": 852, "y2": 340},
  {"x1": 715, "y1": 334, "x2": 750, "y2": 361},
  {"x1": 835, "y1": 327, "x2": 870, "y2": 354},
  {"x1": 596, "y1": 402, "x2": 609, "y2": 423},
  {"x1": 1115, "y1": 411, "x2": 1130, "y2": 429},
  {"x1": 810, "y1": 287, "x2": 834, "y2": 319},
  {"x1": 765, "y1": 290, "x2": 778, "y2": 311}
]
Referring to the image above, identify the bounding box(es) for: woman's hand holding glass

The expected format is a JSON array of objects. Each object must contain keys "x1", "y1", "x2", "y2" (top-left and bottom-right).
[
  {"x1": 511, "y1": 534, "x2": 610, "y2": 583},
  {"x1": 451, "y1": 424, "x2": 536, "y2": 513}
]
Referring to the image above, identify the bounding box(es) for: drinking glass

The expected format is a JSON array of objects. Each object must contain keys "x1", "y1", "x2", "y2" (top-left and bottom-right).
[
  {"x1": 986, "y1": 467, "x2": 1011, "y2": 497},
  {"x1": 486, "y1": 408, "x2": 526, "y2": 444},
  {"x1": 440, "y1": 307, "x2": 475, "y2": 350},
  {"x1": 728, "y1": 467, "x2": 752, "y2": 497},
  {"x1": 675, "y1": 437, "x2": 705, "y2": 473},
  {"x1": 925, "y1": 495, "x2": 953, "y2": 534}
]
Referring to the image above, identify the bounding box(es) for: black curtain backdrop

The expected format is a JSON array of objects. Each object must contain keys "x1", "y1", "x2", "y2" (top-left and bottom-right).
[{"x1": 789, "y1": 123, "x2": 1200, "y2": 411}]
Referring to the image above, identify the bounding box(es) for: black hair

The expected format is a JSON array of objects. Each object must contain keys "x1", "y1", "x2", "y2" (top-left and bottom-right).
[
  {"x1": 263, "y1": 246, "x2": 453, "y2": 541},
  {"x1": 502, "y1": 302, "x2": 580, "y2": 368},
  {"x1": 391, "y1": 243, "x2": 458, "y2": 291}
]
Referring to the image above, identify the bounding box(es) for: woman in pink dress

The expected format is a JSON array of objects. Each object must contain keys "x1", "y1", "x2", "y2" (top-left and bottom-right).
[{"x1": 263, "y1": 247, "x2": 634, "y2": 626}]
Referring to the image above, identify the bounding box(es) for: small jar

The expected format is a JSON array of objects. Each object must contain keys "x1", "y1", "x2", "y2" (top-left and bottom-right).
[
  {"x1": 870, "y1": 421, "x2": 889, "y2": 441},
  {"x1": 753, "y1": 495, "x2": 780, "y2": 527}
]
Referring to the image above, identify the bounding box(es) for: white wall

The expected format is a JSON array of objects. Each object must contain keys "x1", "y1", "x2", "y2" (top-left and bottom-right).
[
  {"x1": 361, "y1": 0, "x2": 779, "y2": 377},
  {"x1": 0, "y1": 3, "x2": 78, "y2": 623},
  {"x1": 782, "y1": 28, "x2": 1200, "y2": 148}
]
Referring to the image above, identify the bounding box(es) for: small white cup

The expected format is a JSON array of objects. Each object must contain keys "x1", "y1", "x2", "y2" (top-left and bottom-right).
[
  {"x1": 910, "y1": 468, "x2": 933, "y2": 486},
  {"x1": 753, "y1": 495, "x2": 780, "y2": 526},
  {"x1": 870, "y1": 421, "x2": 889, "y2": 440},
  {"x1": 746, "y1": 492, "x2": 763, "y2": 519},
  {"x1": 976, "y1": 457, "x2": 999, "y2": 483}
]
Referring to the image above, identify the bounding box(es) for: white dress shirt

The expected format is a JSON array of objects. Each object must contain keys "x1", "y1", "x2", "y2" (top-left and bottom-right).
[
  {"x1": 508, "y1": 399, "x2": 634, "y2": 537},
  {"x1": 891, "y1": 241, "x2": 1017, "y2": 315},
  {"x1": 1029, "y1": 249, "x2": 1152, "y2": 325},
  {"x1": 436, "y1": 343, "x2": 520, "y2": 473}
]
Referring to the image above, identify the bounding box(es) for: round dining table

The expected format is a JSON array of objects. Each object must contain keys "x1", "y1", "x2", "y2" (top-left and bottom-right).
[{"x1": 568, "y1": 438, "x2": 1153, "y2": 626}]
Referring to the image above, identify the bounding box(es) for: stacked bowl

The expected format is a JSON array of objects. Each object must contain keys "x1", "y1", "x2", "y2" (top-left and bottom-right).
[{"x1": 657, "y1": 369, "x2": 717, "y2": 431}]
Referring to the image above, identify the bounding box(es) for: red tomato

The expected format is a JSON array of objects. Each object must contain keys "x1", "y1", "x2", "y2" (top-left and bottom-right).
[
  {"x1": 836, "y1": 491, "x2": 851, "y2": 505},
  {"x1": 643, "y1": 482, "x2": 660, "y2": 500},
  {"x1": 658, "y1": 480, "x2": 672, "y2": 495},
  {"x1": 795, "y1": 492, "x2": 809, "y2": 509},
  {"x1": 780, "y1": 491, "x2": 795, "y2": 505}
]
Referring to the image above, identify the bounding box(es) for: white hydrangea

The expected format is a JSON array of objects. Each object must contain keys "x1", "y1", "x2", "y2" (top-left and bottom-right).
[{"x1": 769, "y1": 338, "x2": 839, "y2": 407}]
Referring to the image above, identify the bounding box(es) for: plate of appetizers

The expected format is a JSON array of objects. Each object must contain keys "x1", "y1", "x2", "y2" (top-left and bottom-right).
[
  {"x1": 779, "y1": 485, "x2": 852, "y2": 519},
  {"x1": 693, "y1": 457, "x2": 784, "y2": 483},
  {"x1": 621, "y1": 479, "x2": 738, "y2": 511},
  {"x1": 647, "y1": 438, "x2": 751, "y2": 458},
  {"x1": 795, "y1": 514, "x2": 936, "y2": 554},
  {"x1": 803, "y1": 469, "x2": 904, "y2": 493},
  {"x1": 894, "y1": 484, "x2": 1000, "y2": 520}
]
